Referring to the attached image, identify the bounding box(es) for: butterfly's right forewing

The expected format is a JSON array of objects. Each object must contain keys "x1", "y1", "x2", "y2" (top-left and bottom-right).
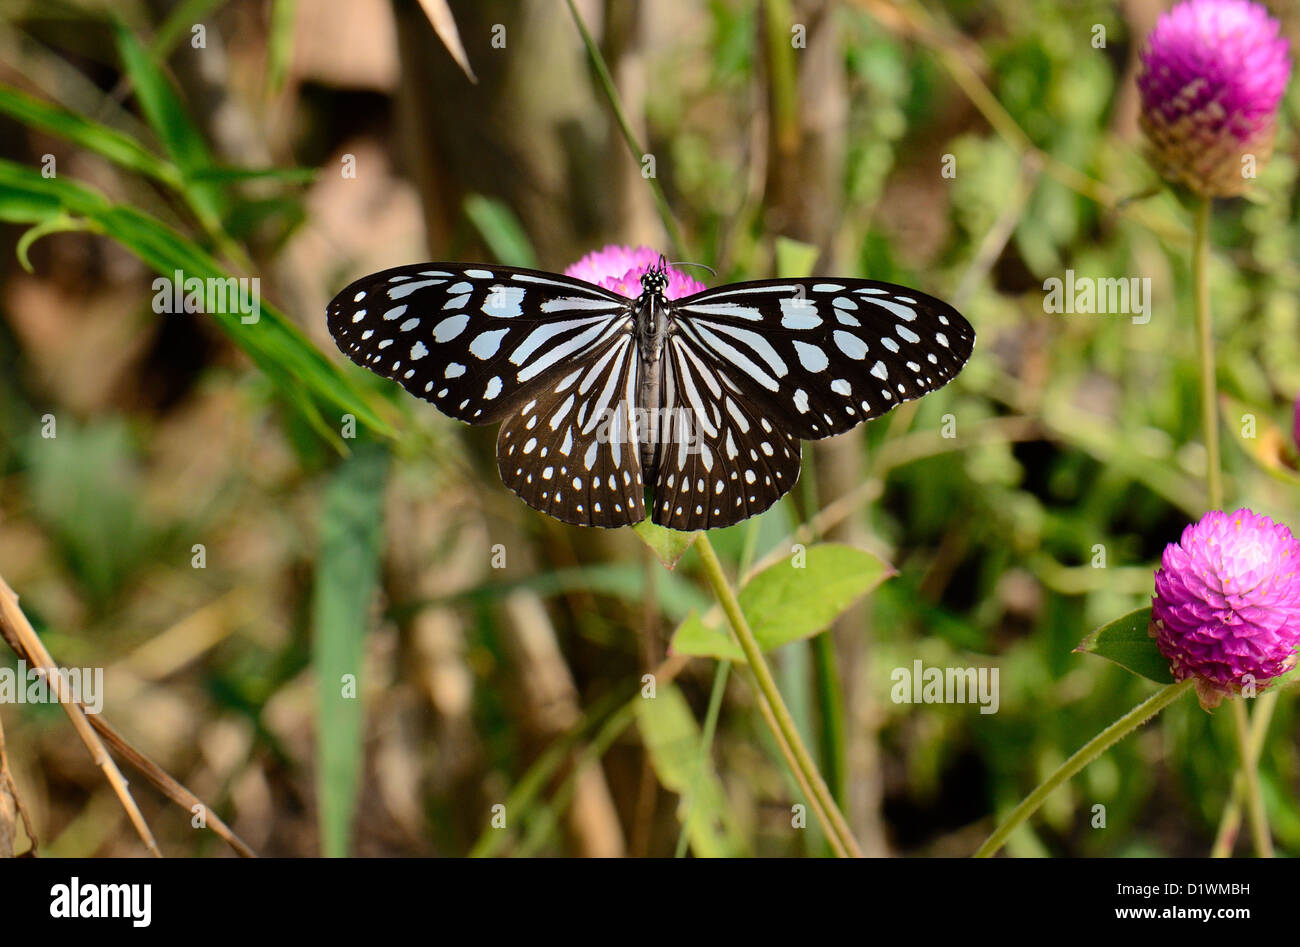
[{"x1": 327, "y1": 263, "x2": 634, "y2": 426}]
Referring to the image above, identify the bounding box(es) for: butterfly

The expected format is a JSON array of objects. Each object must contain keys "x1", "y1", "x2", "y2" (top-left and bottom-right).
[{"x1": 326, "y1": 257, "x2": 974, "y2": 531}]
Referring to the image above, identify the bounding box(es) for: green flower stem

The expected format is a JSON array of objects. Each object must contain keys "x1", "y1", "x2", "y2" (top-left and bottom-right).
[
  {"x1": 693, "y1": 532, "x2": 862, "y2": 857},
  {"x1": 974, "y1": 679, "x2": 1194, "y2": 858},
  {"x1": 1230, "y1": 698, "x2": 1273, "y2": 857},
  {"x1": 1192, "y1": 195, "x2": 1274, "y2": 856},
  {"x1": 1194, "y1": 196, "x2": 1222, "y2": 511},
  {"x1": 740, "y1": 662, "x2": 849, "y2": 858},
  {"x1": 1211, "y1": 690, "x2": 1278, "y2": 856}
]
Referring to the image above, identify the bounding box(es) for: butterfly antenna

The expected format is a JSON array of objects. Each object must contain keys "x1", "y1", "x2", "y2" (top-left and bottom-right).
[{"x1": 667, "y1": 260, "x2": 717, "y2": 278}]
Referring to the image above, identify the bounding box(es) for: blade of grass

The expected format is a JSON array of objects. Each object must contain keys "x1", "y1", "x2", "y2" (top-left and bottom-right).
[
  {"x1": 464, "y1": 194, "x2": 538, "y2": 268},
  {"x1": 313, "y1": 443, "x2": 390, "y2": 856},
  {"x1": 0, "y1": 83, "x2": 182, "y2": 188},
  {"x1": 112, "y1": 20, "x2": 248, "y2": 267},
  {"x1": 266, "y1": 0, "x2": 298, "y2": 94}
]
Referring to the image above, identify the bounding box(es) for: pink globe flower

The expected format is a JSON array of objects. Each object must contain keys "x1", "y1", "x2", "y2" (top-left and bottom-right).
[
  {"x1": 1137, "y1": 0, "x2": 1292, "y2": 197},
  {"x1": 565, "y1": 244, "x2": 706, "y2": 300},
  {"x1": 1150, "y1": 509, "x2": 1300, "y2": 708}
]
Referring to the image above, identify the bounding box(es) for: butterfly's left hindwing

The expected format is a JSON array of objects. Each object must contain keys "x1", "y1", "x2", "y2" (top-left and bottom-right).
[
  {"x1": 650, "y1": 343, "x2": 802, "y2": 529},
  {"x1": 327, "y1": 263, "x2": 633, "y2": 426}
]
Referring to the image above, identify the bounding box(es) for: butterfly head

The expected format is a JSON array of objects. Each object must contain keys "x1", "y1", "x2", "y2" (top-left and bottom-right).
[{"x1": 639, "y1": 257, "x2": 670, "y2": 298}]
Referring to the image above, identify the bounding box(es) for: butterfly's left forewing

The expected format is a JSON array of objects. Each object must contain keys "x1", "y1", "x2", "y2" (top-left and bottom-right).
[
  {"x1": 669, "y1": 279, "x2": 974, "y2": 439},
  {"x1": 650, "y1": 278, "x2": 975, "y2": 530}
]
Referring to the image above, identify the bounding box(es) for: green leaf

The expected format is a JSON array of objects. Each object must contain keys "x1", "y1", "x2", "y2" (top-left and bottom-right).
[
  {"x1": 671, "y1": 543, "x2": 894, "y2": 660},
  {"x1": 774, "y1": 235, "x2": 819, "y2": 278},
  {"x1": 313, "y1": 443, "x2": 390, "y2": 857},
  {"x1": 633, "y1": 518, "x2": 698, "y2": 569},
  {"x1": 671, "y1": 610, "x2": 743, "y2": 662},
  {"x1": 0, "y1": 83, "x2": 181, "y2": 188},
  {"x1": 16, "y1": 214, "x2": 90, "y2": 272},
  {"x1": 1075, "y1": 606, "x2": 1174, "y2": 684},
  {"x1": 742, "y1": 543, "x2": 892, "y2": 646},
  {"x1": 636, "y1": 684, "x2": 746, "y2": 857},
  {"x1": 464, "y1": 194, "x2": 537, "y2": 268},
  {"x1": 113, "y1": 21, "x2": 227, "y2": 229}
]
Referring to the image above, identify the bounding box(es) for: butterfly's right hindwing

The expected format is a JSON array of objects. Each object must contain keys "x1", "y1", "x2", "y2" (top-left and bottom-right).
[{"x1": 496, "y1": 332, "x2": 647, "y2": 528}]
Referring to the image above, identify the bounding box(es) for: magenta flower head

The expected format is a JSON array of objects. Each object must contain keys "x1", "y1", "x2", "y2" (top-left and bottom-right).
[
  {"x1": 565, "y1": 244, "x2": 706, "y2": 300},
  {"x1": 1137, "y1": 0, "x2": 1292, "y2": 197},
  {"x1": 1150, "y1": 509, "x2": 1300, "y2": 707}
]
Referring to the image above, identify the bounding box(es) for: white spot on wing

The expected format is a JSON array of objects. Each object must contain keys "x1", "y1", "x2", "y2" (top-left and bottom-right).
[
  {"x1": 833, "y1": 330, "x2": 868, "y2": 360},
  {"x1": 779, "y1": 298, "x2": 822, "y2": 329},
  {"x1": 864, "y1": 297, "x2": 918, "y2": 322},
  {"x1": 387, "y1": 279, "x2": 439, "y2": 299},
  {"x1": 433, "y1": 314, "x2": 469, "y2": 341},
  {"x1": 469, "y1": 328, "x2": 509, "y2": 359},
  {"x1": 483, "y1": 285, "x2": 525, "y2": 317},
  {"x1": 793, "y1": 340, "x2": 829, "y2": 372},
  {"x1": 682, "y1": 302, "x2": 764, "y2": 321}
]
